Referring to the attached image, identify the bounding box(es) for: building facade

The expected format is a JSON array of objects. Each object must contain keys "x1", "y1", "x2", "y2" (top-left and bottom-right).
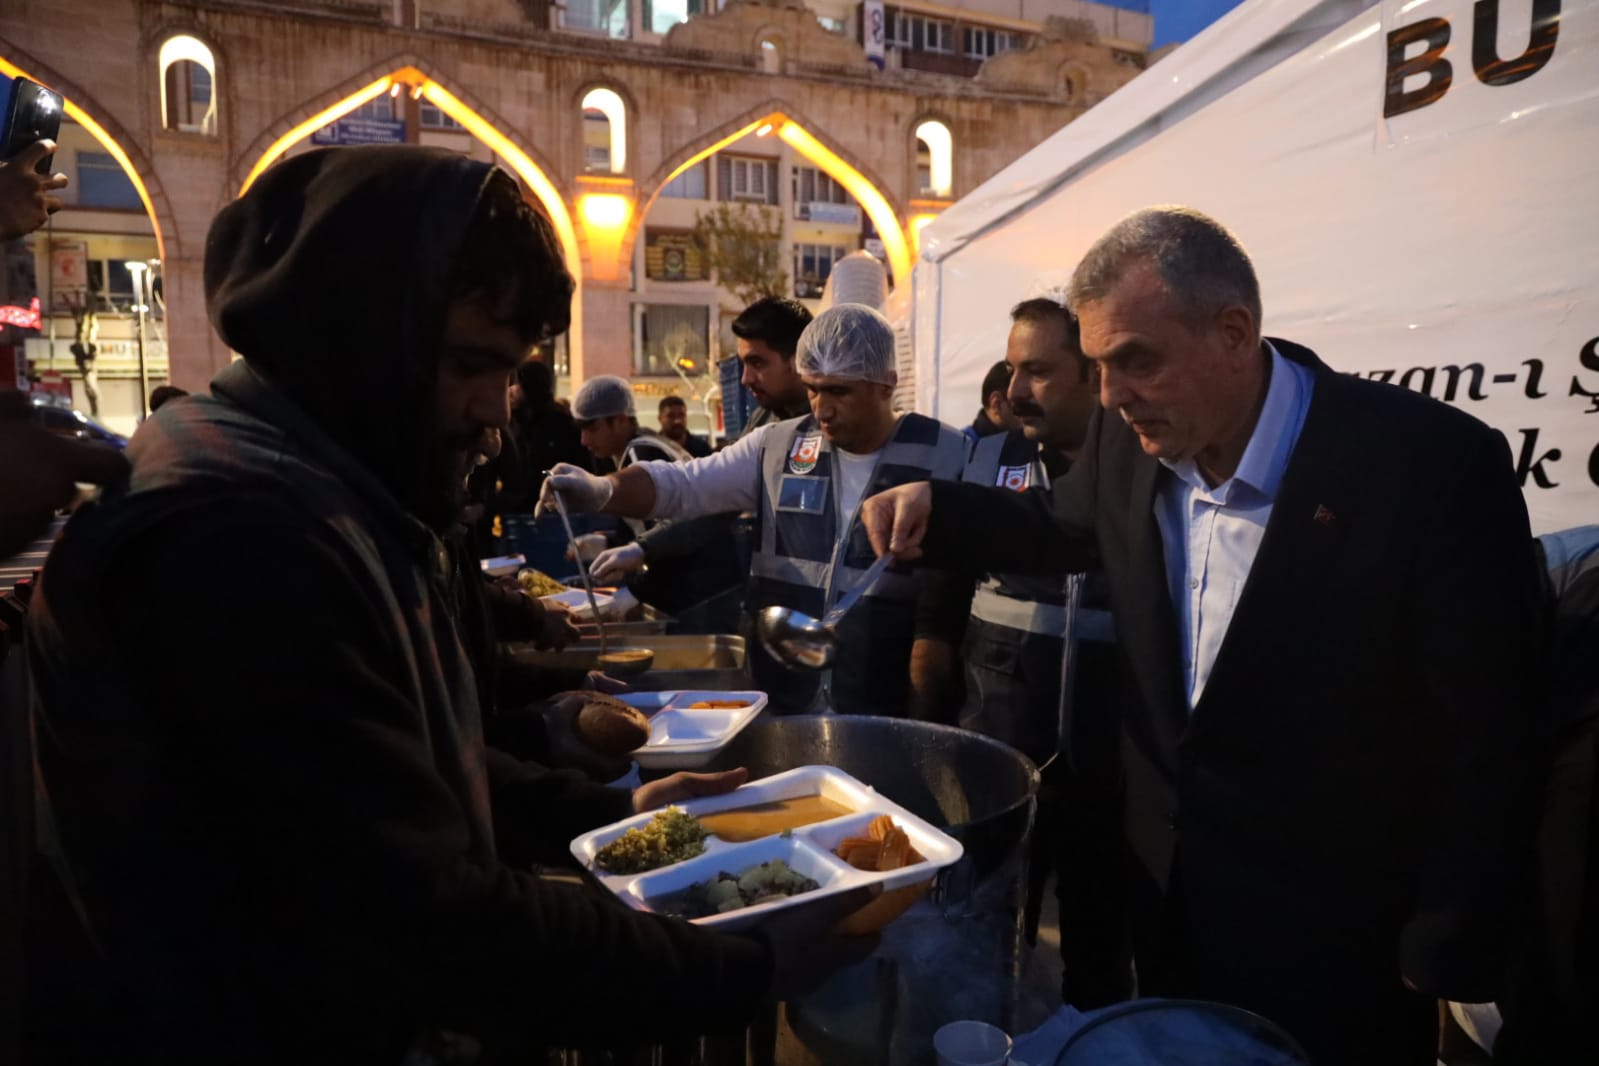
[{"x1": 0, "y1": 0, "x2": 1149, "y2": 434}]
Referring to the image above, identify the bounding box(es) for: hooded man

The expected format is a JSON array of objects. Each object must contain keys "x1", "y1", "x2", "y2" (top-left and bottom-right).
[
  {"x1": 25, "y1": 147, "x2": 870, "y2": 1065},
  {"x1": 540, "y1": 304, "x2": 968, "y2": 717}
]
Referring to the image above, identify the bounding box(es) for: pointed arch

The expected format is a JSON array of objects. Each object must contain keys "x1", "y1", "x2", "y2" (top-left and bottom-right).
[
  {"x1": 234, "y1": 60, "x2": 586, "y2": 372},
  {"x1": 637, "y1": 101, "x2": 911, "y2": 286},
  {"x1": 0, "y1": 48, "x2": 176, "y2": 261}
]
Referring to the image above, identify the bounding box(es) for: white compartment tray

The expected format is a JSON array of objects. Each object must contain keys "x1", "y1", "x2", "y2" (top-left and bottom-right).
[
  {"x1": 570, "y1": 766, "x2": 965, "y2": 931},
  {"x1": 617, "y1": 690, "x2": 767, "y2": 770}
]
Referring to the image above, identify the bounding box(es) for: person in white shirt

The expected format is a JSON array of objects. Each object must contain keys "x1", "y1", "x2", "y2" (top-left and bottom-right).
[{"x1": 539, "y1": 305, "x2": 968, "y2": 716}]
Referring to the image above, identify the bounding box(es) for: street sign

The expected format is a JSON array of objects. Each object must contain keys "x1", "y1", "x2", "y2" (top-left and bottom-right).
[{"x1": 310, "y1": 117, "x2": 406, "y2": 146}]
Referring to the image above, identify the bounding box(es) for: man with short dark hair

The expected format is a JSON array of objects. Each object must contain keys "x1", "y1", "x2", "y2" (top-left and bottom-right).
[
  {"x1": 865, "y1": 205, "x2": 1541, "y2": 1064},
  {"x1": 949, "y1": 296, "x2": 1131, "y2": 1008},
  {"x1": 657, "y1": 394, "x2": 711, "y2": 458},
  {"x1": 146, "y1": 385, "x2": 188, "y2": 412},
  {"x1": 586, "y1": 296, "x2": 812, "y2": 588},
  {"x1": 731, "y1": 296, "x2": 812, "y2": 435},
  {"x1": 964, "y1": 359, "x2": 1020, "y2": 446},
  {"x1": 26, "y1": 146, "x2": 871, "y2": 1064}
]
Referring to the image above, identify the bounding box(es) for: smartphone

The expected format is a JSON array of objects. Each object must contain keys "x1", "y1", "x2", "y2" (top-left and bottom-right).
[{"x1": 1, "y1": 76, "x2": 64, "y2": 174}]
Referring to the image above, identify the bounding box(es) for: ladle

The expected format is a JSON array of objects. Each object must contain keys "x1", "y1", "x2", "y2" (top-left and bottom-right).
[
  {"x1": 756, "y1": 552, "x2": 894, "y2": 670},
  {"x1": 542, "y1": 475, "x2": 609, "y2": 654}
]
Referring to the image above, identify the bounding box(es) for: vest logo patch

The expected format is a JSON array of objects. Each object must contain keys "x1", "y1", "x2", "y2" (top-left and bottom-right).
[
  {"x1": 997, "y1": 465, "x2": 1031, "y2": 492},
  {"x1": 789, "y1": 433, "x2": 823, "y2": 474}
]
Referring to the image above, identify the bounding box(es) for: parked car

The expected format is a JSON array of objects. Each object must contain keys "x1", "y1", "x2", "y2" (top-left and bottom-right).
[{"x1": 29, "y1": 396, "x2": 128, "y2": 449}]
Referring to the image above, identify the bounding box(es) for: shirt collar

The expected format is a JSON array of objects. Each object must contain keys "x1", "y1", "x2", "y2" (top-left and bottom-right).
[{"x1": 1160, "y1": 341, "x2": 1302, "y2": 502}]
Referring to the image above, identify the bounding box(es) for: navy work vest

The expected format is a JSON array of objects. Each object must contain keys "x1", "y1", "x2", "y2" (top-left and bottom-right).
[{"x1": 749, "y1": 412, "x2": 966, "y2": 714}]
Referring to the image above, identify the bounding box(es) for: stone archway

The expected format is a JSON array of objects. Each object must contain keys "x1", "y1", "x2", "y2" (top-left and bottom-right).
[
  {"x1": 0, "y1": 45, "x2": 179, "y2": 262},
  {"x1": 637, "y1": 100, "x2": 912, "y2": 287},
  {"x1": 233, "y1": 58, "x2": 589, "y2": 372}
]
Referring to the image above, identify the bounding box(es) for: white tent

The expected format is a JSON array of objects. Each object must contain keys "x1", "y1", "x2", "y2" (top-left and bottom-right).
[{"x1": 912, "y1": 0, "x2": 1598, "y2": 534}]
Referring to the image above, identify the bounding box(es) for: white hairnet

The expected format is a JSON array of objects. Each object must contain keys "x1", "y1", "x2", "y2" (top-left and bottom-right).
[
  {"x1": 570, "y1": 375, "x2": 636, "y2": 420},
  {"x1": 794, "y1": 304, "x2": 897, "y2": 385}
]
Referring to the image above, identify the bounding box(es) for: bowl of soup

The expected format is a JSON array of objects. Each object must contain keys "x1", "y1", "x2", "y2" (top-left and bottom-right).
[{"x1": 596, "y1": 647, "x2": 654, "y2": 678}]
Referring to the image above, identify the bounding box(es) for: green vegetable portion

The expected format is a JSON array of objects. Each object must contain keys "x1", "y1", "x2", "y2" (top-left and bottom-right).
[{"x1": 594, "y1": 808, "x2": 708, "y2": 874}]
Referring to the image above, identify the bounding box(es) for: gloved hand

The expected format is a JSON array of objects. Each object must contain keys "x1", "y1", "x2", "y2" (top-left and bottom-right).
[
  {"x1": 535, "y1": 463, "x2": 613, "y2": 518},
  {"x1": 590, "y1": 543, "x2": 647, "y2": 585},
  {"x1": 564, "y1": 533, "x2": 608, "y2": 563}
]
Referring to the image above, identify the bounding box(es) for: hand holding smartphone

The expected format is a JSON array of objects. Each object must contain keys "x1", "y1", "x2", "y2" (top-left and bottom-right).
[
  {"x1": 0, "y1": 76, "x2": 69, "y2": 241},
  {"x1": 2, "y1": 76, "x2": 64, "y2": 173}
]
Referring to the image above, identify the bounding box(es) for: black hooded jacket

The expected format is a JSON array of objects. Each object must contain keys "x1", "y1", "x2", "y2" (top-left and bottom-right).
[{"x1": 26, "y1": 147, "x2": 773, "y2": 1065}]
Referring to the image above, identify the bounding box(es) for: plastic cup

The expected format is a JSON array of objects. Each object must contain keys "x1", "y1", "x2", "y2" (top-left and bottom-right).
[{"x1": 934, "y1": 1020, "x2": 1012, "y2": 1066}]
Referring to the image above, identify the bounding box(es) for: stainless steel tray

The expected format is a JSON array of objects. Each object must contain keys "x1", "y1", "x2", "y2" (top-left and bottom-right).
[{"x1": 502, "y1": 634, "x2": 749, "y2": 691}]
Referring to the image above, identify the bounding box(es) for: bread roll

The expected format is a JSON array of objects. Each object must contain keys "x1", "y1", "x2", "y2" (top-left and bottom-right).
[{"x1": 572, "y1": 693, "x2": 650, "y2": 756}]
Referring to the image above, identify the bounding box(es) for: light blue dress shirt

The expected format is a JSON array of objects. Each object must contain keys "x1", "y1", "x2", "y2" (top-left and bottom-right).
[{"x1": 1155, "y1": 344, "x2": 1316, "y2": 709}]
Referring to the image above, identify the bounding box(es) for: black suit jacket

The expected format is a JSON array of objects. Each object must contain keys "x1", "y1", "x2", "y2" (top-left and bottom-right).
[{"x1": 923, "y1": 340, "x2": 1541, "y2": 1004}]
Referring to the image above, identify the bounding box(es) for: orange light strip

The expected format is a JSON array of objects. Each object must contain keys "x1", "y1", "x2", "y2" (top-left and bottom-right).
[
  {"x1": 640, "y1": 118, "x2": 767, "y2": 219},
  {"x1": 418, "y1": 80, "x2": 582, "y2": 281},
  {"x1": 779, "y1": 122, "x2": 911, "y2": 285},
  {"x1": 239, "y1": 76, "x2": 394, "y2": 194},
  {"x1": 0, "y1": 56, "x2": 166, "y2": 261}
]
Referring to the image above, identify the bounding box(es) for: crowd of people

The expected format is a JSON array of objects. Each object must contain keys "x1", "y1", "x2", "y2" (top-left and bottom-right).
[{"x1": 0, "y1": 135, "x2": 1594, "y2": 1066}]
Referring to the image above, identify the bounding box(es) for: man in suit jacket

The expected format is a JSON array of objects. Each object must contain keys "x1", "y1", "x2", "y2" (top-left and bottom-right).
[{"x1": 863, "y1": 207, "x2": 1542, "y2": 1064}]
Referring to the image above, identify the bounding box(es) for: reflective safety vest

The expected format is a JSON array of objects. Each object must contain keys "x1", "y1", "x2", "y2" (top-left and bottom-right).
[
  {"x1": 750, "y1": 412, "x2": 967, "y2": 715},
  {"x1": 959, "y1": 429, "x2": 1116, "y2": 762}
]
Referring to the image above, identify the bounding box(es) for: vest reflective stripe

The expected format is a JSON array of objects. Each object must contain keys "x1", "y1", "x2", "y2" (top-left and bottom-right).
[
  {"x1": 758, "y1": 413, "x2": 965, "y2": 608},
  {"x1": 961, "y1": 430, "x2": 1068, "y2": 608},
  {"x1": 971, "y1": 584, "x2": 1068, "y2": 635},
  {"x1": 750, "y1": 552, "x2": 831, "y2": 587}
]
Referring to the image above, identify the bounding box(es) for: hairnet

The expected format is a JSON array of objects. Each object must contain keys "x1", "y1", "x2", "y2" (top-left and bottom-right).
[
  {"x1": 794, "y1": 304, "x2": 897, "y2": 385},
  {"x1": 571, "y1": 375, "x2": 636, "y2": 420}
]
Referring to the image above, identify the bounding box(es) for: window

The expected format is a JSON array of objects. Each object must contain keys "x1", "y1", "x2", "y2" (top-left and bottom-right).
[
  {"x1": 760, "y1": 38, "x2": 781, "y2": 74},
  {"x1": 567, "y1": 0, "x2": 629, "y2": 38},
  {"x1": 643, "y1": 0, "x2": 707, "y2": 34},
  {"x1": 580, "y1": 87, "x2": 627, "y2": 174},
  {"x1": 791, "y1": 165, "x2": 858, "y2": 223},
  {"x1": 660, "y1": 161, "x2": 708, "y2": 200},
  {"x1": 964, "y1": 27, "x2": 1020, "y2": 58},
  {"x1": 350, "y1": 95, "x2": 395, "y2": 122},
  {"x1": 159, "y1": 35, "x2": 218, "y2": 135},
  {"x1": 792, "y1": 243, "x2": 851, "y2": 300},
  {"x1": 818, "y1": 16, "x2": 846, "y2": 35},
  {"x1": 86, "y1": 259, "x2": 135, "y2": 312},
  {"x1": 418, "y1": 100, "x2": 462, "y2": 130},
  {"x1": 914, "y1": 120, "x2": 953, "y2": 197},
  {"x1": 717, "y1": 155, "x2": 778, "y2": 205},
  {"x1": 888, "y1": 11, "x2": 952, "y2": 53},
  {"x1": 75, "y1": 151, "x2": 141, "y2": 210},
  {"x1": 634, "y1": 303, "x2": 710, "y2": 376}
]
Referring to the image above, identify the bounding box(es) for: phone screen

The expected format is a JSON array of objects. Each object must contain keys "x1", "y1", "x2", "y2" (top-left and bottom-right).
[{"x1": 2, "y1": 76, "x2": 64, "y2": 174}]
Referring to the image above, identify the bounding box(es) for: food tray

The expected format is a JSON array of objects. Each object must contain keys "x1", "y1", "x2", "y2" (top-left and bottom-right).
[
  {"x1": 479, "y1": 554, "x2": 526, "y2": 578},
  {"x1": 570, "y1": 766, "x2": 964, "y2": 931},
  {"x1": 616, "y1": 690, "x2": 767, "y2": 770},
  {"x1": 539, "y1": 587, "x2": 615, "y2": 620}
]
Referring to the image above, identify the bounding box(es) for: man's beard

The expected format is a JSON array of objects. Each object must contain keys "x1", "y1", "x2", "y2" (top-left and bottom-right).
[{"x1": 399, "y1": 431, "x2": 478, "y2": 533}]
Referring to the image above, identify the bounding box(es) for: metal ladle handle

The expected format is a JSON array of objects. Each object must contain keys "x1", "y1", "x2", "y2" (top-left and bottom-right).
[
  {"x1": 544, "y1": 476, "x2": 609, "y2": 655},
  {"x1": 821, "y1": 552, "x2": 894, "y2": 630}
]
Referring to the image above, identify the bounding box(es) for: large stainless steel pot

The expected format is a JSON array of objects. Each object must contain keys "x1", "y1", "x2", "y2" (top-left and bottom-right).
[{"x1": 705, "y1": 716, "x2": 1039, "y2": 1066}]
